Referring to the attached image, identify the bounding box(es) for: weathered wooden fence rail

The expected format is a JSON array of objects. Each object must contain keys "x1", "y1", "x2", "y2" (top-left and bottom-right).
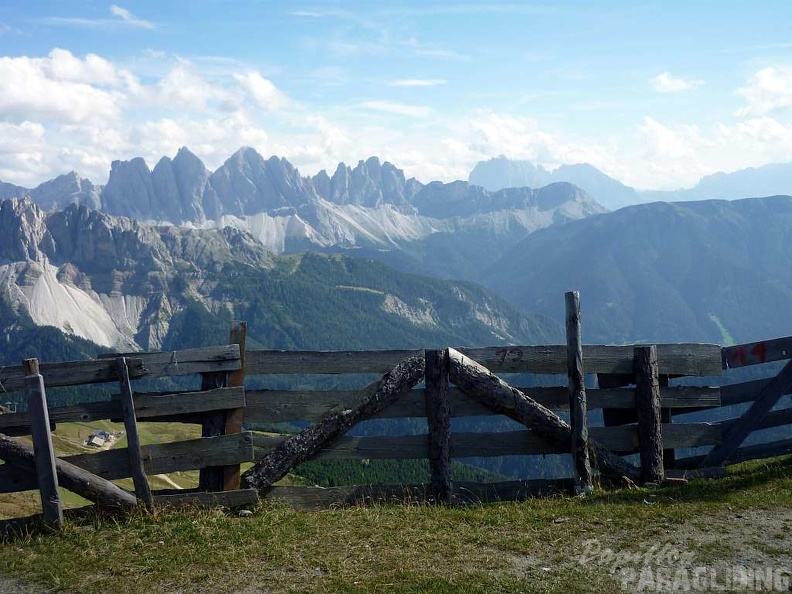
[{"x1": 1, "y1": 309, "x2": 791, "y2": 524}]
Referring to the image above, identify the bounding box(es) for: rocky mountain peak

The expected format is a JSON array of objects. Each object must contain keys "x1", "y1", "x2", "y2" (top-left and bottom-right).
[
  {"x1": 102, "y1": 157, "x2": 157, "y2": 220},
  {"x1": 0, "y1": 197, "x2": 52, "y2": 263},
  {"x1": 316, "y1": 156, "x2": 414, "y2": 210}
]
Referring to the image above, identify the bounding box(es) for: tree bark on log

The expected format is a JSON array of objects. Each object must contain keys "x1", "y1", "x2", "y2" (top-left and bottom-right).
[
  {"x1": 425, "y1": 349, "x2": 452, "y2": 504},
  {"x1": 0, "y1": 433, "x2": 137, "y2": 510},
  {"x1": 242, "y1": 355, "x2": 426, "y2": 492},
  {"x1": 635, "y1": 346, "x2": 664, "y2": 484},
  {"x1": 447, "y1": 349, "x2": 640, "y2": 484},
  {"x1": 565, "y1": 291, "x2": 593, "y2": 493}
]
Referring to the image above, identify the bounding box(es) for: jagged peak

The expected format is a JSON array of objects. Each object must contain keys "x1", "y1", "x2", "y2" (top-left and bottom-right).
[{"x1": 109, "y1": 155, "x2": 151, "y2": 173}]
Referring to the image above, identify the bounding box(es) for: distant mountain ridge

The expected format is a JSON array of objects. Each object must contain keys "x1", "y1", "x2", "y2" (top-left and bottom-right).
[
  {"x1": 1, "y1": 147, "x2": 605, "y2": 281},
  {"x1": 482, "y1": 195, "x2": 792, "y2": 344},
  {"x1": 469, "y1": 157, "x2": 642, "y2": 210},
  {"x1": 0, "y1": 196, "x2": 561, "y2": 353},
  {"x1": 469, "y1": 156, "x2": 792, "y2": 210}
]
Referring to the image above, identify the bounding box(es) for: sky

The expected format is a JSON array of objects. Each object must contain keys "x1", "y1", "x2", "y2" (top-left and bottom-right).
[{"x1": 1, "y1": 1, "x2": 792, "y2": 190}]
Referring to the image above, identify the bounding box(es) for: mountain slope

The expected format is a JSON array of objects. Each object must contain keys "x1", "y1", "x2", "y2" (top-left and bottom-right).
[
  {"x1": 469, "y1": 156, "x2": 641, "y2": 210},
  {"x1": 0, "y1": 197, "x2": 561, "y2": 353},
  {"x1": 641, "y1": 162, "x2": 792, "y2": 202},
  {"x1": 483, "y1": 195, "x2": 792, "y2": 344}
]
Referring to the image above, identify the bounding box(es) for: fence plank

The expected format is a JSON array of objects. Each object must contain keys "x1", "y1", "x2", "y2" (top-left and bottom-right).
[
  {"x1": 0, "y1": 387, "x2": 247, "y2": 434},
  {"x1": 132, "y1": 387, "x2": 246, "y2": 420},
  {"x1": 251, "y1": 422, "x2": 724, "y2": 461},
  {"x1": 720, "y1": 379, "x2": 778, "y2": 406},
  {"x1": 425, "y1": 349, "x2": 452, "y2": 503},
  {"x1": 243, "y1": 385, "x2": 719, "y2": 425},
  {"x1": 566, "y1": 291, "x2": 592, "y2": 492},
  {"x1": 722, "y1": 336, "x2": 792, "y2": 369},
  {"x1": 700, "y1": 358, "x2": 792, "y2": 467},
  {"x1": 0, "y1": 358, "x2": 146, "y2": 393},
  {"x1": 676, "y1": 437, "x2": 792, "y2": 469},
  {"x1": 68, "y1": 433, "x2": 253, "y2": 482},
  {"x1": 23, "y1": 359, "x2": 63, "y2": 528},
  {"x1": 0, "y1": 432, "x2": 255, "y2": 492},
  {"x1": 153, "y1": 489, "x2": 259, "y2": 509},
  {"x1": 117, "y1": 357, "x2": 153, "y2": 510},
  {"x1": 245, "y1": 344, "x2": 721, "y2": 376},
  {"x1": 245, "y1": 349, "x2": 421, "y2": 375},
  {"x1": 100, "y1": 345, "x2": 241, "y2": 378}
]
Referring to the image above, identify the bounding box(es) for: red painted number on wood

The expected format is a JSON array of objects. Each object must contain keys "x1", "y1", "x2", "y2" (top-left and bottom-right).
[
  {"x1": 731, "y1": 347, "x2": 746, "y2": 366},
  {"x1": 750, "y1": 341, "x2": 767, "y2": 363}
]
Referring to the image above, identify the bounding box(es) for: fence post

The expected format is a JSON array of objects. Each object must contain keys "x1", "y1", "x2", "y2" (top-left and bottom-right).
[
  {"x1": 23, "y1": 358, "x2": 64, "y2": 528},
  {"x1": 223, "y1": 321, "x2": 246, "y2": 491},
  {"x1": 635, "y1": 346, "x2": 664, "y2": 484},
  {"x1": 565, "y1": 291, "x2": 592, "y2": 493},
  {"x1": 198, "y1": 321, "x2": 246, "y2": 492},
  {"x1": 117, "y1": 357, "x2": 153, "y2": 510},
  {"x1": 659, "y1": 375, "x2": 675, "y2": 470},
  {"x1": 425, "y1": 349, "x2": 452, "y2": 504}
]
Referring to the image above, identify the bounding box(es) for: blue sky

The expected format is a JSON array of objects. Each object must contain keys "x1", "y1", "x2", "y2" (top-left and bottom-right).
[{"x1": 1, "y1": 1, "x2": 792, "y2": 189}]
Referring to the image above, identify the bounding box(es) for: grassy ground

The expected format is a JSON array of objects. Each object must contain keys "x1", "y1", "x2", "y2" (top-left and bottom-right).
[{"x1": 0, "y1": 455, "x2": 789, "y2": 593}]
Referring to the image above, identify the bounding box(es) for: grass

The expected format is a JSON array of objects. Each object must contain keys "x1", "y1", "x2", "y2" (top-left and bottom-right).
[{"x1": 0, "y1": 455, "x2": 789, "y2": 593}]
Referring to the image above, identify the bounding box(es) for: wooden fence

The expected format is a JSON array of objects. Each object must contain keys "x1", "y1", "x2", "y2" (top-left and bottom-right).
[{"x1": 1, "y1": 297, "x2": 791, "y2": 525}]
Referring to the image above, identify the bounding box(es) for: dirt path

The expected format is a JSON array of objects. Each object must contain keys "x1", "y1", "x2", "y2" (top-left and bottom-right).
[{"x1": 523, "y1": 506, "x2": 792, "y2": 593}]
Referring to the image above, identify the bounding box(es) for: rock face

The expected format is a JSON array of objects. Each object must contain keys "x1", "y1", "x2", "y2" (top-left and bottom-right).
[
  {"x1": 0, "y1": 196, "x2": 562, "y2": 353},
  {"x1": 2, "y1": 147, "x2": 607, "y2": 281},
  {"x1": 0, "y1": 197, "x2": 271, "y2": 350}
]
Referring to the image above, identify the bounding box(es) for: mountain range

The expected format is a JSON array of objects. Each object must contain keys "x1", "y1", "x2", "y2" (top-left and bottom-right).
[
  {"x1": 469, "y1": 156, "x2": 792, "y2": 210},
  {"x1": 482, "y1": 195, "x2": 792, "y2": 344},
  {"x1": 0, "y1": 147, "x2": 605, "y2": 282},
  {"x1": 0, "y1": 196, "x2": 560, "y2": 356},
  {"x1": 4, "y1": 148, "x2": 792, "y2": 353}
]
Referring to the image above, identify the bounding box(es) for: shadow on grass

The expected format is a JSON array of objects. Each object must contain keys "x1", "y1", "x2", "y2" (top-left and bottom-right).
[{"x1": 587, "y1": 454, "x2": 792, "y2": 506}]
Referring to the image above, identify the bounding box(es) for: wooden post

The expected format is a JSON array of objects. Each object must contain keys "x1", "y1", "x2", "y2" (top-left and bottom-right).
[
  {"x1": 23, "y1": 358, "x2": 63, "y2": 528},
  {"x1": 565, "y1": 291, "x2": 592, "y2": 493},
  {"x1": 659, "y1": 374, "x2": 675, "y2": 470},
  {"x1": 198, "y1": 321, "x2": 246, "y2": 492},
  {"x1": 197, "y1": 370, "x2": 228, "y2": 492},
  {"x1": 117, "y1": 357, "x2": 153, "y2": 510},
  {"x1": 425, "y1": 349, "x2": 452, "y2": 504},
  {"x1": 635, "y1": 346, "x2": 664, "y2": 484},
  {"x1": 223, "y1": 321, "x2": 246, "y2": 491}
]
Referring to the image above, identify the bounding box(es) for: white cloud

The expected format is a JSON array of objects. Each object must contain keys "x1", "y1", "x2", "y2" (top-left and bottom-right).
[
  {"x1": 233, "y1": 72, "x2": 290, "y2": 111},
  {"x1": 151, "y1": 64, "x2": 234, "y2": 110},
  {"x1": 109, "y1": 5, "x2": 155, "y2": 29},
  {"x1": 736, "y1": 66, "x2": 792, "y2": 117},
  {"x1": 43, "y1": 6, "x2": 155, "y2": 30},
  {"x1": 651, "y1": 72, "x2": 704, "y2": 93},
  {"x1": 0, "y1": 50, "x2": 125, "y2": 123},
  {"x1": 359, "y1": 101, "x2": 431, "y2": 117},
  {"x1": 388, "y1": 79, "x2": 447, "y2": 87},
  {"x1": 46, "y1": 48, "x2": 123, "y2": 86}
]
